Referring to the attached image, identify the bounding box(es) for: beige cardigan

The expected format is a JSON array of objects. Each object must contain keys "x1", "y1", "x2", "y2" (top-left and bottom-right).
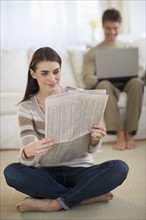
[{"x1": 82, "y1": 41, "x2": 144, "y2": 89}]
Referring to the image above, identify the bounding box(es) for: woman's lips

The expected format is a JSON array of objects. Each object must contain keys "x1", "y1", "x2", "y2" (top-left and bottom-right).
[{"x1": 47, "y1": 83, "x2": 57, "y2": 87}]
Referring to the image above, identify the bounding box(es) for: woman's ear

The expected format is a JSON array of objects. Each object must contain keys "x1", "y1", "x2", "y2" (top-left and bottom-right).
[{"x1": 30, "y1": 69, "x2": 37, "y2": 79}]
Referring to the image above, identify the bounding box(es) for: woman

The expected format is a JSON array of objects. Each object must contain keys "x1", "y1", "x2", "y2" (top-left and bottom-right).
[{"x1": 4, "y1": 47, "x2": 129, "y2": 212}]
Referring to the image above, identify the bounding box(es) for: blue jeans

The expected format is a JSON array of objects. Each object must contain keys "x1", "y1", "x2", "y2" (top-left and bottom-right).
[{"x1": 4, "y1": 160, "x2": 128, "y2": 209}]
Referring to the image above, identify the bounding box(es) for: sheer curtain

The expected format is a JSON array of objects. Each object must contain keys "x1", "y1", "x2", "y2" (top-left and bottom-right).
[
  {"x1": 1, "y1": 0, "x2": 101, "y2": 49},
  {"x1": 2, "y1": 0, "x2": 144, "y2": 50}
]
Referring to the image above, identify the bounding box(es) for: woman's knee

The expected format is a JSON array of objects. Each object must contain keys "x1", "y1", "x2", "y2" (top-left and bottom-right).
[
  {"x1": 4, "y1": 163, "x2": 22, "y2": 186},
  {"x1": 113, "y1": 160, "x2": 129, "y2": 180}
]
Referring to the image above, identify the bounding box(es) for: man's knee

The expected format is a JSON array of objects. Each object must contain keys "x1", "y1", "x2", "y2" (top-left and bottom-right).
[
  {"x1": 129, "y1": 77, "x2": 144, "y2": 88},
  {"x1": 96, "y1": 80, "x2": 112, "y2": 89}
]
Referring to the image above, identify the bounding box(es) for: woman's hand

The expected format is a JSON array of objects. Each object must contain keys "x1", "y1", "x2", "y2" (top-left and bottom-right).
[
  {"x1": 23, "y1": 138, "x2": 58, "y2": 159},
  {"x1": 89, "y1": 125, "x2": 106, "y2": 146}
]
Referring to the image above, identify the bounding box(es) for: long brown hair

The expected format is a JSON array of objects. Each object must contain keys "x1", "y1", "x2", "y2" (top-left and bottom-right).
[{"x1": 19, "y1": 47, "x2": 62, "y2": 103}]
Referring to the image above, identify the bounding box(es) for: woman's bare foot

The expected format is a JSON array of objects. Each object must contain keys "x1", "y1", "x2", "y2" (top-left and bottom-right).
[
  {"x1": 126, "y1": 132, "x2": 136, "y2": 149},
  {"x1": 16, "y1": 197, "x2": 62, "y2": 212},
  {"x1": 113, "y1": 131, "x2": 126, "y2": 150},
  {"x1": 80, "y1": 192, "x2": 113, "y2": 205}
]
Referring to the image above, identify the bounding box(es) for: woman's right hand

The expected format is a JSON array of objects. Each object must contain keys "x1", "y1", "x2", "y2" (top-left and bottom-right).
[{"x1": 23, "y1": 138, "x2": 58, "y2": 158}]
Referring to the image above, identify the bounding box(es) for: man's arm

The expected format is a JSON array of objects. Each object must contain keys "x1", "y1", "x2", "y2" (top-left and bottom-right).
[{"x1": 82, "y1": 49, "x2": 98, "y2": 89}]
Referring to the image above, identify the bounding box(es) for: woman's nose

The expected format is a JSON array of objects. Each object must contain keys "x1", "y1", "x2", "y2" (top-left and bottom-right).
[{"x1": 47, "y1": 73, "x2": 55, "y2": 82}]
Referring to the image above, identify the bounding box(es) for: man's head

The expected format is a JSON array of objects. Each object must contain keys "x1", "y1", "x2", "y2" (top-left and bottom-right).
[{"x1": 102, "y1": 8, "x2": 122, "y2": 43}]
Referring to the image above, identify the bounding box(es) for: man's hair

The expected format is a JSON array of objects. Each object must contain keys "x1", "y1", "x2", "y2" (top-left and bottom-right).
[{"x1": 102, "y1": 8, "x2": 122, "y2": 25}]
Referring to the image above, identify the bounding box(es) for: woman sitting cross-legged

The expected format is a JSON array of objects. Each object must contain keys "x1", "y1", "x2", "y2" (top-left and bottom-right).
[{"x1": 4, "y1": 47, "x2": 129, "y2": 212}]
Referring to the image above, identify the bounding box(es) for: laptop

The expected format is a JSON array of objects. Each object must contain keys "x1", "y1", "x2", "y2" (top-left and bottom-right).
[{"x1": 95, "y1": 47, "x2": 138, "y2": 83}]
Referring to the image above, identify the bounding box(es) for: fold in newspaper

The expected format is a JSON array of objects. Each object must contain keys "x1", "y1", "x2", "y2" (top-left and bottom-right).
[{"x1": 43, "y1": 89, "x2": 108, "y2": 165}]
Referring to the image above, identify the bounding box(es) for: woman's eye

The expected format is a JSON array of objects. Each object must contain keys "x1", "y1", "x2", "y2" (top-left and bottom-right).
[
  {"x1": 53, "y1": 70, "x2": 60, "y2": 75},
  {"x1": 41, "y1": 72, "x2": 48, "y2": 76}
]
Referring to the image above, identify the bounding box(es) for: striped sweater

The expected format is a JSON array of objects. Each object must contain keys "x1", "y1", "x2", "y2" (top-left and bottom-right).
[{"x1": 18, "y1": 87, "x2": 101, "y2": 167}]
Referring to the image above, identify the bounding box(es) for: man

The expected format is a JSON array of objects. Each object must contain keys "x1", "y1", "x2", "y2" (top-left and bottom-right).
[{"x1": 82, "y1": 8, "x2": 145, "y2": 150}]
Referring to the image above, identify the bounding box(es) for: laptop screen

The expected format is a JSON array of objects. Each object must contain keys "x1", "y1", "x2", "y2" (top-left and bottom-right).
[{"x1": 95, "y1": 47, "x2": 138, "y2": 83}]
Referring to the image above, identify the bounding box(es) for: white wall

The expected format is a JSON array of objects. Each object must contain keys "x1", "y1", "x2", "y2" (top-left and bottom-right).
[{"x1": 128, "y1": 0, "x2": 145, "y2": 38}]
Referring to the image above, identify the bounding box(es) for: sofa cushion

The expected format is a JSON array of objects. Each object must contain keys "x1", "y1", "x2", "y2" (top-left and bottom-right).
[
  {"x1": 57, "y1": 49, "x2": 78, "y2": 87},
  {"x1": 1, "y1": 49, "x2": 28, "y2": 93},
  {"x1": 1, "y1": 93, "x2": 23, "y2": 115},
  {"x1": 1, "y1": 115, "x2": 20, "y2": 149},
  {"x1": 68, "y1": 49, "x2": 88, "y2": 89},
  {"x1": 133, "y1": 37, "x2": 146, "y2": 72}
]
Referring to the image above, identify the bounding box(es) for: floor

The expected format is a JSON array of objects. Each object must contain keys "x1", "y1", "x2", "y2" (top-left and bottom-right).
[{"x1": 0, "y1": 140, "x2": 146, "y2": 220}]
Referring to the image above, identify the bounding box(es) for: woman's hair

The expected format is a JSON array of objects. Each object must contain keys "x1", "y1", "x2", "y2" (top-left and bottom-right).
[
  {"x1": 102, "y1": 8, "x2": 122, "y2": 25},
  {"x1": 19, "y1": 47, "x2": 62, "y2": 103}
]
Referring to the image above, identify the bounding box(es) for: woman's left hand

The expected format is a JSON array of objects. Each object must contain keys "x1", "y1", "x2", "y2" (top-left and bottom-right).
[{"x1": 89, "y1": 124, "x2": 106, "y2": 146}]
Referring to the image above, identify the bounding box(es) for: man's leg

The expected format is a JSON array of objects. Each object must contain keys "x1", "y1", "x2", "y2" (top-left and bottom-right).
[
  {"x1": 96, "y1": 80, "x2": 126, "y2": 150},
  {"x1": 124, "y1": 78, "x2": 144, "y2": 148}
]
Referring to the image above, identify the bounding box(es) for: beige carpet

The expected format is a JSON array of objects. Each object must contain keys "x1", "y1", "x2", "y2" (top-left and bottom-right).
[{"x1": 0, "y1": 140, "x2": 146, "y2": 220}]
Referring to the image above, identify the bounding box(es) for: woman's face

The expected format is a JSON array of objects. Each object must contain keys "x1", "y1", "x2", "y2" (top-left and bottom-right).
[{"x1": 31, "y1": 61, "x2": 61, "y2": 94}]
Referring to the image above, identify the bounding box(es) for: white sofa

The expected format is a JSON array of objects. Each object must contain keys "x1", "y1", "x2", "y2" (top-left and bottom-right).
[{"x1": 1, "y1": 38, "x2": 146, "y2": 149}]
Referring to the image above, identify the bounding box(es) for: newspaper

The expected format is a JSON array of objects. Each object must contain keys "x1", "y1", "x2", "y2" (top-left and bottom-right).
[{"x1": 44, "y1": 89, "x2": 108, "y2": 165}]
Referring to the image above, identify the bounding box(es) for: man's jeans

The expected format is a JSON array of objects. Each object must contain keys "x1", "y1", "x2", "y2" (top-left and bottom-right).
[{"x1": 4, "y1": 160, "x2": 129, "y2": 209}]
